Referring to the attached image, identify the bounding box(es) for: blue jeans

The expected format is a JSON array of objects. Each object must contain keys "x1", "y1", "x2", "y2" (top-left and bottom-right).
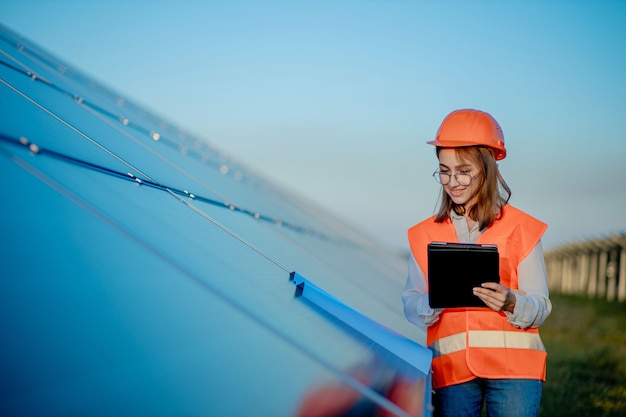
[{"x1": 433, "y1": 378, "x2": 542, "y2": 417}]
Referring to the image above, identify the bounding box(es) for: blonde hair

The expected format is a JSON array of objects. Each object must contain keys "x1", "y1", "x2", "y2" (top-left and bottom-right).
[{"x1": 434, "y1": 146, "x2": 511, "y2": 230}]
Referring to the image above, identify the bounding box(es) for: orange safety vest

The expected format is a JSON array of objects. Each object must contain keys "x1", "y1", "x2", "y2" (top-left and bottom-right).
[{"x1": 408, "y1": 205, "x2": 548, "y2": 389}]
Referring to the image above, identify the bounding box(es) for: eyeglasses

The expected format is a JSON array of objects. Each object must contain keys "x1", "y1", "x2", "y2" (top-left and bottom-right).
[{"x1": 433, "y1": 170, "x2": 481, "y2": 186}]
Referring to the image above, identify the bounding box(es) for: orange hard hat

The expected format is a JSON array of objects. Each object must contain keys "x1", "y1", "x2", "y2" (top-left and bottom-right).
[{"x1": 427, "y1": 109, "x2": 507, "y2": 160}]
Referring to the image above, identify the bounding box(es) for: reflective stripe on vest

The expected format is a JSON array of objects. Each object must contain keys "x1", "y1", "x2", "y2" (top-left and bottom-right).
[{"x1": 429, "y1": 330, "x2": 546, "y2": 358}]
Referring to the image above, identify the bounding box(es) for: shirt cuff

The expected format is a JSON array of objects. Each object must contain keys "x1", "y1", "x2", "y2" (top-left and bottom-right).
[{"x1": 504, "y1": 295, "x2": 531, "y2": 328}]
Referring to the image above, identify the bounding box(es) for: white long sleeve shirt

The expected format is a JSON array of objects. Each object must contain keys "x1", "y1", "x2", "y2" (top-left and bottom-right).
[{"x1": 402, "y1": 211, "x2": 552, "y2": 329}]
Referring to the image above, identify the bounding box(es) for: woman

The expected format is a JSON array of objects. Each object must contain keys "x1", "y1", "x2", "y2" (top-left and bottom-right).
[{"x1": 402, "y1": 109, "x2": 552, "y2": 417}]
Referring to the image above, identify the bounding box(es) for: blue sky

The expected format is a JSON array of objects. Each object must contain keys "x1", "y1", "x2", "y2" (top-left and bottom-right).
[{"x1": 2, "y1": 0, "x2": 625, "y2": 251}]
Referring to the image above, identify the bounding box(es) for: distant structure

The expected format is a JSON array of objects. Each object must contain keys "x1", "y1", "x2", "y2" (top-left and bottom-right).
[{"x1": 544, "y1": 232, "x2": 626, "y2": 302}]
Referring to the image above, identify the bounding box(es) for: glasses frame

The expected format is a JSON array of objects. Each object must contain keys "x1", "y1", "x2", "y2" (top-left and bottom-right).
[{"x1": 432, "y1": 170, "x2": 481, "y2": 186}]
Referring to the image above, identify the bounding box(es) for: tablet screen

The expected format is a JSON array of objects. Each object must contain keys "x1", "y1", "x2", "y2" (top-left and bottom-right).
[{"x1": 427, "y1": 242, "x2": 500, "y2": 308}]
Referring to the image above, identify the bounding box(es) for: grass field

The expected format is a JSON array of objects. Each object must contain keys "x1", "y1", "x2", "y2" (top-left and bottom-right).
[{"x1": 540, "y1": 293, "x2": 626, "y2": 416}]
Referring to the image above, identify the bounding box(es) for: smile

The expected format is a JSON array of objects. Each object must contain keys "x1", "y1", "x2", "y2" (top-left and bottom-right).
[{"x1": 448, "y1": 187, "x2": 467, "y2": 197}]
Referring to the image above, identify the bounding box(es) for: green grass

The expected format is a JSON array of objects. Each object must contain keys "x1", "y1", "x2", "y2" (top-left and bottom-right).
[{"x1": 540, "y1": 294, "x2": 626, "y2": 416}]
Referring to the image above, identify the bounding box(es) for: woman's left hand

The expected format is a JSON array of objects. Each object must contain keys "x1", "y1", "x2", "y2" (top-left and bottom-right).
[{"x1": 473, "y1": 282, "x2": 516, "y2": 313}]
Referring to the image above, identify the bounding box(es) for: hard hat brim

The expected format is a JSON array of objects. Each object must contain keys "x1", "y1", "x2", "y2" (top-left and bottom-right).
[
  {"x1": 427, "y1": 139, "x2": 476, "y2": 148},
  {"x1": 426, "y1": 139, "x2": 506, "y2": 160}
]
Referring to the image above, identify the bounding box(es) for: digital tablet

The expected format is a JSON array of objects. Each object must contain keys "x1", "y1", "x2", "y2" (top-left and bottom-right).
[{"x1": 427, "y1": 242, "x2": 500, "y2": 308}]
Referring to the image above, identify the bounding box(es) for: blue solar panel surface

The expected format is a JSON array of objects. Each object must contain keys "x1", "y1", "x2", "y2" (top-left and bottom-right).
[{"x1": 0, "y1": 24, "x2": 430, "y2": 416}]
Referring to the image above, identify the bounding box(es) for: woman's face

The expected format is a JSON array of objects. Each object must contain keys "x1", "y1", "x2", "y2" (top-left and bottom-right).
[{"x1": 437, "y1": 148, "x2": 482, "y2": 208}]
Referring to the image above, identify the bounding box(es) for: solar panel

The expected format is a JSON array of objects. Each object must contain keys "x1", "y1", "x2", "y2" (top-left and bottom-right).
[{"x1": 0, "y1": 23, "x2": 431, "y2": 416}]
